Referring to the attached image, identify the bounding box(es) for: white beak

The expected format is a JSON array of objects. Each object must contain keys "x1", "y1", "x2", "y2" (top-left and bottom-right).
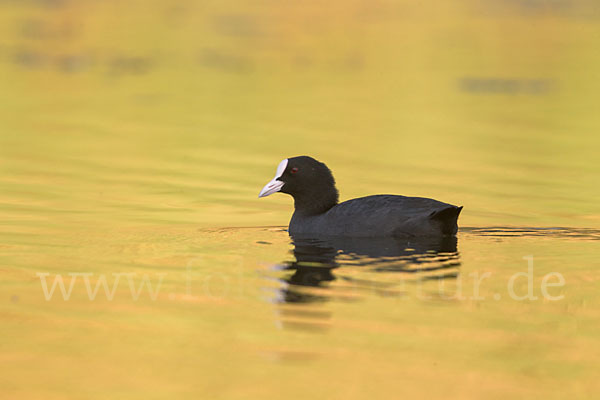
[{"x1": 258, "y1": 159, "x2": 288, "y2": 198}]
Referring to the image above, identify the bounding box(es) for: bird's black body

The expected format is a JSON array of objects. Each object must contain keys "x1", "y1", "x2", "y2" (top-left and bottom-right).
[
  {"x1": 290, "y1": 194, "x2": 462, "y2": 237},
  {"x1": 259, "y1": 156, "x2": 462, "y2": 238}
]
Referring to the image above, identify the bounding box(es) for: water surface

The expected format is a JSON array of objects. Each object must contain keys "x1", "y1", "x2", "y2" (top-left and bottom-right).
[{"x1": 1, "y1": 1, "x2": 599, "y2": 399}]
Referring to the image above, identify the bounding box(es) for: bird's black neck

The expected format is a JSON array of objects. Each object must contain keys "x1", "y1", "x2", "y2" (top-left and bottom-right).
[{"x1": 292, "y1": 186, "x2": 339, "y2": 216}]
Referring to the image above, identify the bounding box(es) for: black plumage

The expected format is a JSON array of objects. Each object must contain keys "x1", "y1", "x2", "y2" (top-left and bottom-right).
[{"x1": 259, "y1": 156, "x2": 462, "y2": 237}]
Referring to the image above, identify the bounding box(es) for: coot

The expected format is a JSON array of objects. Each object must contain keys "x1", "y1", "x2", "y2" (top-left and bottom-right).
[{"x1": 259, "y1": 156, "x2": 462, "y2": 237}]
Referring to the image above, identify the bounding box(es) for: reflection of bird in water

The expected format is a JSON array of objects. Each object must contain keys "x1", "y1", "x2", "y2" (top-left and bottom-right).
[{"x1": 275, "y1": 234, "x2": 460, "y2": 305}]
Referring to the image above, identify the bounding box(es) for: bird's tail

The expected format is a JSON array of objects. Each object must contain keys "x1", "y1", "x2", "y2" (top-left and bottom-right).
[{"x1": 429, "y1": 206, "x2": 463, "y2": 235}]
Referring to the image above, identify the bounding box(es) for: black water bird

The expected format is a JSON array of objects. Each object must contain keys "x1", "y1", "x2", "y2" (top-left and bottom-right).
[{"x1": 259, "y1": 156, "x2": 462, "y2": 237}]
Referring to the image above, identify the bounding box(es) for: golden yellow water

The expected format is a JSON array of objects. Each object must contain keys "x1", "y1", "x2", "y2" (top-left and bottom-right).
[{"x1": 1, "y1": 1, "x2": 600, "y2": 399}]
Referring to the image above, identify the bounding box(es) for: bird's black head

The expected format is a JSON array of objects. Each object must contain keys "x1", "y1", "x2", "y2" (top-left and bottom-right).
[{"x1": 259, "y1": 156, "x2": 339, "y2": 216}]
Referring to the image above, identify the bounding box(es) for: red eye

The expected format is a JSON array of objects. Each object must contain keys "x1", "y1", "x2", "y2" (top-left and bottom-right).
[{"x1": 290, "y1": 167, "x2": 299, "y2": 174}]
